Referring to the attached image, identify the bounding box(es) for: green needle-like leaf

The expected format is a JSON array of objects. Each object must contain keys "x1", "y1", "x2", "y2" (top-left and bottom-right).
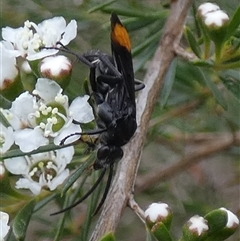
[
  {"x1": 13, "y1": 199, "x2": 36, "y2": 241},
  {"x1": 226, "y1": 5, "x2": 240, "y2": 38},
  {"x1": 160, "y1": 58, "x2": 178, "y2": 108},
  {"x1": 99, "y1": 232, "x2": 116, "y2": 241},
  {"x1": 198, "y1": 68, "x2": 227, "y2": 109},
  {"x1": 151, "y1": 222, "x2": 173, "y2": 241},
  {"x1": 220, "y1": 72, "x2": 240, "y2": 102},
  {"x1": 61, "y1": 154, "x2": 95, "y2": 195},
  {"x1": 185, "y1": 26, "x2": 202, "y2": 58}
]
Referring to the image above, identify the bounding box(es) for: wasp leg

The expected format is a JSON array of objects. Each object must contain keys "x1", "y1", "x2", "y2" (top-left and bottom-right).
[
  {"x1": 59, "y1": 128, "x2": 107, "y2": 145},
  {"x1": 134, "y1": 79, "x2": 145, "y2": 91},
  {"x1": 92, "y1": 164, "x2": 114, "y2": 215},
  {"x1": 97, "y1": 74, "x2": 122, "y2": 87},
  {"x1": 50, "y1": 168, "x2": 107, "y2": 216},
  {"x1": 84, "y1": 52, "x2": 122, "y2": 79}
]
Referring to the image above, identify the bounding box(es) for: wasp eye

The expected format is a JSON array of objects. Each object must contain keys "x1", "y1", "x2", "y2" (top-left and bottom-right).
[{"x1": 97, "y1": 146, "x2": 110, "y2": 160}]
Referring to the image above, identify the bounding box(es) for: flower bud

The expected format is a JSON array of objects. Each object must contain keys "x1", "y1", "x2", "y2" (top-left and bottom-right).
[
  {"x1": 182, "y1": 215, "x2": 209, "y2": 240},
  {"x1": 39, "y1": 55, "x2": 72, "y2": 89},
  {"x1": 197, "y1": 3, "x2": 230, "y2": 61},
  {"x1": 144, "y1": 202, "x2": 172, "y2": 230},
  {"x1": 215, "y1": 207, "x2": 240, "y2": 239},
  {"x1": 197, "y1": 3, "x2": 220, "y2": 17},
  {"x1": 220, "y1": 207, "x2": 239, "y2": 229},
  {"x1": 203, "y1": 208, "x2": 238, "y2": 240},
  {"x1": 203, "y1": 10, "x2": 229, "y2": 29}
]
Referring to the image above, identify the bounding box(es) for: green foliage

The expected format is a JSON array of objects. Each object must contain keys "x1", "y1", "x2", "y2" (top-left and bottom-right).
[
  {"x1": 12, "y1": 200, "x2": 36, "y2": 241},
  {"x1": 99, "y1": 232, "x2": 116, "y2": 241}
]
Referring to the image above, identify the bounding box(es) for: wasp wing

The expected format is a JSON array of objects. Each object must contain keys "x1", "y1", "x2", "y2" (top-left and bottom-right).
[{"x1": 110, "y1": 13, "x2": 136, "y2": 106}]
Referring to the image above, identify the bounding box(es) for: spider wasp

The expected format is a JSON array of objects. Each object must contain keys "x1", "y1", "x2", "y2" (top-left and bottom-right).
[{"x1": 51, "y1": 13, "x2": 144, "y2": 215}]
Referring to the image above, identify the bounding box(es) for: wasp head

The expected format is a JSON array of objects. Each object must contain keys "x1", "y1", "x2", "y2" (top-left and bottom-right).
[{"x1": 93, "y1": 145, "x2": 123, "y2": 170}]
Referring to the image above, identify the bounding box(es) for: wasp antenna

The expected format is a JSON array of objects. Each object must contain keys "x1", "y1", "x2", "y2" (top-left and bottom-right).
[
  {"x1": 111, "y1": 13, "x2": 131, "y2": 52},
  {"x1": 60, "y1": 132, "x2": 81, "y2": 145},
  {"x1": 92, "y1": 164, "x2": 114, "y2": 216},
  {"x1": 50, "y1": 168, "x2": 107, "y2": 216}
]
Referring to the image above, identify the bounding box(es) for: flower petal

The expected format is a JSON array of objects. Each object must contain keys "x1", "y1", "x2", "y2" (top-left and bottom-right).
[
  {"x1": 26, "y1": 48, "x2": 59, "y2": 61},
  {"x1": 0, "y1": 211, "x2": 10, "y2": 240},
  {"x1": 34, "y1": 78, "x2": 62, "y2": 102},
  {"x1": 14, "y1": 127, "x2": 49, "y2": 152},
  {"x1": 70, "y1": 95, "x2": 94, "y2": 123},
  {"x1": 60, "y1": 20, "x2": 77, "y2": 46},
  {"x1": 0, "y1": 41, "x2": 19, "y2": 87},
  {"x1": 0, "y1": 124, "x2": 14, "y2": 154},
  {"x1": 16, "y1": 178, "x2": 42, "y2": 195},
  {"x1": 10, "y1": 91, "x2": 35, "y2": 124},
  {"x1": 57, "y1": 146, "x2": 75, "y2": 167},
  {"x1": 1, "y1": 109, "x2": 22, "y2": 130},
  {"x1": 4, "y1": 156, "x2": 28, "y2": 175},
  {"x1": 48, "y1": 169, "x2": 69, "y2": 191},
  {"x1": 54, "y1": 123, "x2": 81, "y2": 145}
]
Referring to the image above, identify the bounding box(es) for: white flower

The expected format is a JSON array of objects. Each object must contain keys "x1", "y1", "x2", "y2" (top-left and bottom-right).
[
  {"x1": 2, "y1": 16, "x2": 77, "y2": 60},
  {"x1": 145, "y1": 202, "x2": 171, "y2": 223},
  {"x1": 4, "y1": 147, "x2": 74, "y2": 195},
  {"x1": 2, "y1": 91, "x2": 49, "y2": 152},
  {"x1": 0, "y1": 211, "x2": 10, "y2": 240},
  {"x1": 5, "y1": 78, "x2": 94, "y2": 152},
  {"x1": 188, "y1": 215, "x2": 209, "y2": 236},
  {"x1": 38, "y1": 17, "x2": 77, "y2": 47},
  {"x1": 32, "y1": 78, "x2": 94, "y2": 145},
  {"x1": 0, "y1": 41, "x2": 19, "y2": 90},
  {"x1": 220, "y1": 208, "x2": 239, "y2": 228},
  {"x1": 0, "y1": 123, "x2": 14, "y2": 154}
]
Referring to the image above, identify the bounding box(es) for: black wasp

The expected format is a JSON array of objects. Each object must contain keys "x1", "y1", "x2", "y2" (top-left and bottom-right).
[{"x1": 52, "y1": 13, "x2": 144, "y2": 215}]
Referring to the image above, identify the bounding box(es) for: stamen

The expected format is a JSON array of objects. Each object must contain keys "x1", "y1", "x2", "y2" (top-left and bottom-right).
[
  {"x1": 51, "y1": 117, "x2": 58, "y2": 125},
  {"x1": 29, "y1": 167, "x2": 38, "y2": 176},
  {"x1": 35, "y1": 111, "x2": 40, "y2": 118},
  {"x1": 39, "y1": 122, "x2": 46, "y2": 129},
  {"x1": 47, "y1": 106, "x2": 52, "y2": 113},
  {"x1": 46, "y1": 161, "x2": 53, "y2": 169},
  {"x1": 47, "y1": 174, "x2": 53, "y2": 181},
  {"x1": 52, "y1": 107, "x2": 58, "y2": 114},
  {"x1": 55, "y1": 93, "x2": 67, "y2": 104}
]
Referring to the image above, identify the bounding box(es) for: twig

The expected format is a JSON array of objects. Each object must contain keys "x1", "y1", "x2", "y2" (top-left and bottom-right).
[
  {"x1": 171, "y1": 131, "x2": 240, "y2": 144},
  {"x1": 89, "y1": 1, "x2": 193, "y2": 240},
  {"x1": 135, "y1": 131, "x2": 239, "y2": 193},
  {"x1": 128, "y1": 194, "x2": 145, "y2": 223},
  {"x1": 174, "y1": 45, "x2": 198, "y2": 61},
  {"x1": 149, "y1": 99, "x2": 201, "y2": 128}
]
